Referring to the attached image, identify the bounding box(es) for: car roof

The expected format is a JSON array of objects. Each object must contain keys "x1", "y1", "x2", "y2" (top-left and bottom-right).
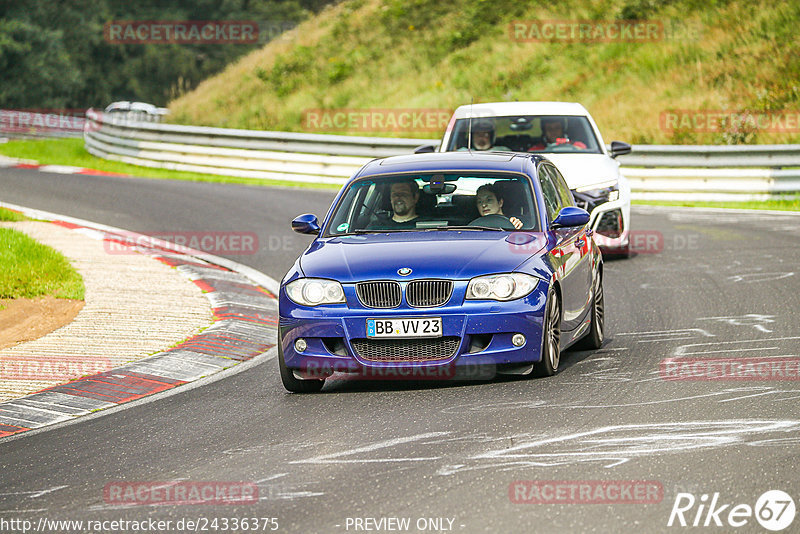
[
  {"x1": 450, "y1": 101, "x2": 590, "y2": 118},
  {"x1": 354, "y1": 151, "x2": 546, "y2": 180}
]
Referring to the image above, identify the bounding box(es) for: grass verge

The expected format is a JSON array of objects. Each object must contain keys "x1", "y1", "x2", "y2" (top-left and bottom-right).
[
  {"x1": 0, "y1": 228, "x2": 85, "y2": 300},
  {"x1": 633, "y1": 197, "x2": 800, "y2": 212},
  {"x1": 0, "y1": 138, "x2": 341, "y2": 190},
  {"x1": 0, "y1": 207, "x2": 30, "y2": 221}
]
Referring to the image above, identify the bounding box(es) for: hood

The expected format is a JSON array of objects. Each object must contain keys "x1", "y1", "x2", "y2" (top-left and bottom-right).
[
  {"x1": 542, "y1": 154, "x2": 621, "y2": 190},
  {"x1": 299, "y1": 231, "x2": 547, "y2": 283}
]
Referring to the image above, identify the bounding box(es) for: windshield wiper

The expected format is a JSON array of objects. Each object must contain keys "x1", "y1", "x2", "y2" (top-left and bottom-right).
[
  {"x1": 349, "y1": 228, "x2": 420, "y2": 234},
  {"x1": 426, "y1": 225, "x2": 504, "y2": 232}
]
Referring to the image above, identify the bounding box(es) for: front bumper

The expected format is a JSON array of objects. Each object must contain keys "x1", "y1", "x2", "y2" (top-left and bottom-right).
[{"x1": 279, "y1": 280, "x2": 549, "y2": 378}]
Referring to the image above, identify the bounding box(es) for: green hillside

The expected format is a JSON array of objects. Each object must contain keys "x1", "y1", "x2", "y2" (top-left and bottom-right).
[{"x1": 168, "y1": 0, "x2": 800, "y2": 145}]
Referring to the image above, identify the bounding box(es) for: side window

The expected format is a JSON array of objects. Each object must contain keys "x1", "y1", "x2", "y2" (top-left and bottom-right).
[
  {"x1": 546, "y1": 164, "x2": 575, "y2": 207},
  {"x1": 537, "y1": 167, "x2": 563, "y2": 223}
]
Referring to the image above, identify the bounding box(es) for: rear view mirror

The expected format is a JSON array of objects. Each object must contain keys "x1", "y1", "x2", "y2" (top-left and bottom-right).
[
  {"x1": 609, "y1": 141, "x2": 632, "y2": 158},
  {"x1": 551, "y1": 206, "x2": 590, "y2": 228},
  {"x1": 292, "y1": 213, "x2": 320, "y2": 235},
  {"x1": 414, "y1": 144, "x2": 436, "y2": 154}
]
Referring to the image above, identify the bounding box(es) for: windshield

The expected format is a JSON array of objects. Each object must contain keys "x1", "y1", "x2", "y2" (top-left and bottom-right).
[
  {"x1": 324, "y1": 172, "x2": 540, "y2": 236},
  {"x1": 446, "y1": 115, "x2": 602, "y2": 154}
]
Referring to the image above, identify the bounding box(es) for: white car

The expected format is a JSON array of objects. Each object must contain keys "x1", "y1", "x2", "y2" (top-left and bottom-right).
[{"x1": 434, "y1": 102, "x2": 632, "y2": 256}]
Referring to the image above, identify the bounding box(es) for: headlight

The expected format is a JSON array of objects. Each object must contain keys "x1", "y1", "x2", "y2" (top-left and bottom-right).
[
  {"x1": 466, "y1": 273, "x2": 539, "y2": 301},
  {"x1": 285, "y1": 278, "x2": 345, "y2": 306},
  {"x1": 574, "y1": 180, "x2": 619, "y2": 203}
]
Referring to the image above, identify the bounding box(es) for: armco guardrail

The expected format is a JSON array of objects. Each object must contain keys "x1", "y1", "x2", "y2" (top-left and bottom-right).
[
  {"x1": 84, "y1": 108, "x2": 432, "y2": 184},
  {"x1": 617, "y1": 147, "x2": 800, "y2": 199},
  {"x1": 84, "y1": 109, "x2": 800, "y2": 196}
]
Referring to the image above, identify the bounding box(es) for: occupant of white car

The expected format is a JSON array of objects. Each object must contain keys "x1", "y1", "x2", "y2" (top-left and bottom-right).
[
  {"x1": 459, "y1": 119, "x2": 511, "y2": 151},
  {"x1": 366, "y1": 178, "x2": 423, "y2": 229},
  {"x1": 528, "y1": 117, "x2": 587, "y2": 151},
  {"x1": 470, "y1": 184, "x2": 523, "y2": 229}
]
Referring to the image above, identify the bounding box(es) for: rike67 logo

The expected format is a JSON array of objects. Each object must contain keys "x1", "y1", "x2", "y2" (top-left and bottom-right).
[{"x1": 668, "y1": 490, "x2": 795, "y2": 531}]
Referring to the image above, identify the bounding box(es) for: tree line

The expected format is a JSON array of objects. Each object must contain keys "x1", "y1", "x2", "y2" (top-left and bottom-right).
[{"x1": 0, "y1": 0, "x2": 332, "y2": 110}]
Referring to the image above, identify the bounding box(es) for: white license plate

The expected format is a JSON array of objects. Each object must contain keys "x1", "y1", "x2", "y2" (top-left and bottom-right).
[{"x1": 366, "y1": 317, "x2": 442, "y2": 338}]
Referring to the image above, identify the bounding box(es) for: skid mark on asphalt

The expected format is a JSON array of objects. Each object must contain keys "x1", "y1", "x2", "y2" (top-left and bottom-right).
[
  {"x1": 287, "y1": 421, "x2": 800, "y2": 475},
  {"x1": 727, "y1": 272, "x2": 795, "y2": 283},
  {"x1": 291, "y1": 432, "x2": 450, "y2": 465},
  {"x1": 673, "y1": 336, "x2": 800, "y2": 357},
  {"x1": 0, "y1": 485, "x2": 67, "y2": 515},
  {"x1": 253, "y1": 474, "x2": 325, "y2": 501},
  {"x1": 696, "y1": 314, "x2": 776, "y2": 333},
  {"x1": 440, "y1": 387, "x2": 800, "y2": 413},
  {"x1": 437, "y1": 419, "x2": 800, "y2": 473},
  {"x1": 616, "y1": 329, "x2": 715, "y2": 343}
]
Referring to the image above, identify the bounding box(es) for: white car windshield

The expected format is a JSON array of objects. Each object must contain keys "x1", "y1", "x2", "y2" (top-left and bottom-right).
[{"x1": 446, "y1": 115, "x2": 603, "y2": 154}]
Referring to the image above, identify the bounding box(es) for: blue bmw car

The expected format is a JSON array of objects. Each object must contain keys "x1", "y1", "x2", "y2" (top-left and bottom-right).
[{"x1": 278, "y1": 152, "x2": 604, "y2": 392}]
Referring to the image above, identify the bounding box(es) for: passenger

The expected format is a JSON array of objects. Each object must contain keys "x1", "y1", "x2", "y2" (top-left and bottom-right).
[
  {"x1": 471, "y1": 184, "x2": 523, "y2": 229},
  {"x1": 528, "y1": 117, "x2": 587, "y2": 151},
  {"x1": 459, "y1": 119, "x2": 512, "y2": 151},
  {"x1": 366, "y1": 178, "x2": 423, "y2": 229}
]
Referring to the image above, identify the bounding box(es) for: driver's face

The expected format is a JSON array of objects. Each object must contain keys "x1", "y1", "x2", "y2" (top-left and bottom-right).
[
  {"x1": 472, "y1": 131, "x2": 492, "y2": 150},
  {"x1": 476, "y1": 190, "x2": 503, "y2": 216},
  {"x1": 390, "y1": 183, "x2": 418, "y2": 217},
  {"x1": 543, "y1": 121, "x2": 564, "y2": 142}
]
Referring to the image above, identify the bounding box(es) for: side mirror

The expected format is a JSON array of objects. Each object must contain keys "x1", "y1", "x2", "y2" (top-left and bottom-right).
[
  {"x1": 551, "y1": 206, "x2": 590, "y2": 229},
  {"x1": 292, "y1": 213, "x2": 320, "y2": 235},
  {"x1": 414, "y1": 144, "x2": 436, "y2": 154},
  {"x1": 609, "y1": 141, "x2": 632, "y2": 158}
]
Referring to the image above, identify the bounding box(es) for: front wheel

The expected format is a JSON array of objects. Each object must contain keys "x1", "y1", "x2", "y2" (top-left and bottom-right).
[
  {"x1": 575, "y1": 271, "x2": 604, "y2": 350},
  {"x1": 533, "y1": 288, "x2": 561, "y2": 377},
  {"x1": 278, "y1": 335, "x2": 325, "y2": 393}
]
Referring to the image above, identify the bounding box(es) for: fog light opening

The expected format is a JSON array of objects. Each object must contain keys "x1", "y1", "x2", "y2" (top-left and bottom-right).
[
  {"x1": 512, "y1": 334, "x2": 526, "y2": 347},
  {"x1": 295, "y1": 338, "x2": 308, "y2": 353}
]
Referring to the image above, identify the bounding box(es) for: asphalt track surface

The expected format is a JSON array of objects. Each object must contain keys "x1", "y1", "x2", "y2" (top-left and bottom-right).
[{"x1": 1, "y1": 168, "x2": 800, "y2": 533}]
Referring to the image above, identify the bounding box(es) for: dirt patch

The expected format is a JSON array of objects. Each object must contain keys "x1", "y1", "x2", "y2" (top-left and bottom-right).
[{"x1": 0, "y1": 296, "x2": 84, "y2": 350}]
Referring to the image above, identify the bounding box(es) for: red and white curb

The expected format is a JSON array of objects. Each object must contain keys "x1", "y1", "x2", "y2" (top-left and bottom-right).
[
  {"x1": 0, "y1": 202, "x2": 280, "y2": 439},
  {"x1": 0, "y1": 155, "x2": 128, "y2": 177}
]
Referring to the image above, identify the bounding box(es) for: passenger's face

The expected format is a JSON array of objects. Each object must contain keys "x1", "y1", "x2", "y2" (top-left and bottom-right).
[
  {"x1": 543, "y1": 121, "x2": 564, "y2": 142},
  {"x1": 476, "y1": 190, "x2": 503, "y2": 216},
  {"x1": 390, "y1": 183, "x2": 418, "y2": 216},
  {"x1": 472, "y1": 131, "x2": 492, "y2": 150}
]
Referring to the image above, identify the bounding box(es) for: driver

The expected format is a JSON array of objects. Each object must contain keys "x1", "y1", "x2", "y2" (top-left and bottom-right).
[
  {"x1": 366, "y1": 178, "x2": 422, "y2": 229},
  {"x1": 459, "y1": 119, "x2": 511, "y2": 151},
  {"x1": 471, "y1": 184, "x2": 523, "y2": 229},
  {"x1": 528, "y1": 117, "x2": 587, "y2": 151}
]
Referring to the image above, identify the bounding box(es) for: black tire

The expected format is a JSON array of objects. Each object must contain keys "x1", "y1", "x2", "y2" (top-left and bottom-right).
[
  {"x1": 278, "y1": 335, "x2": 325, "y2": 393},
  {"x1": 575, "y1": 271, "x2": 604, "y2": 350},
  {"x1": 533, "y1": 288, "x2": 561, "y2": 377}
]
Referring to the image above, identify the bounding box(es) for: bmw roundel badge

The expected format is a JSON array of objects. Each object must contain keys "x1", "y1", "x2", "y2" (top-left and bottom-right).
[{"x1": 398, "y1": 267, "x2": 412, "y2": 276}]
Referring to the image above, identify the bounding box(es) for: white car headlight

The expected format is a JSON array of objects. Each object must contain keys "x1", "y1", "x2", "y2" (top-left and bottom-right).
[
  {"x1": 285, "y1": 278, "x2": 345, "y2": 306},
  {"x1": 466, "y1": 273, "x2": 539, "y2": 301}
]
